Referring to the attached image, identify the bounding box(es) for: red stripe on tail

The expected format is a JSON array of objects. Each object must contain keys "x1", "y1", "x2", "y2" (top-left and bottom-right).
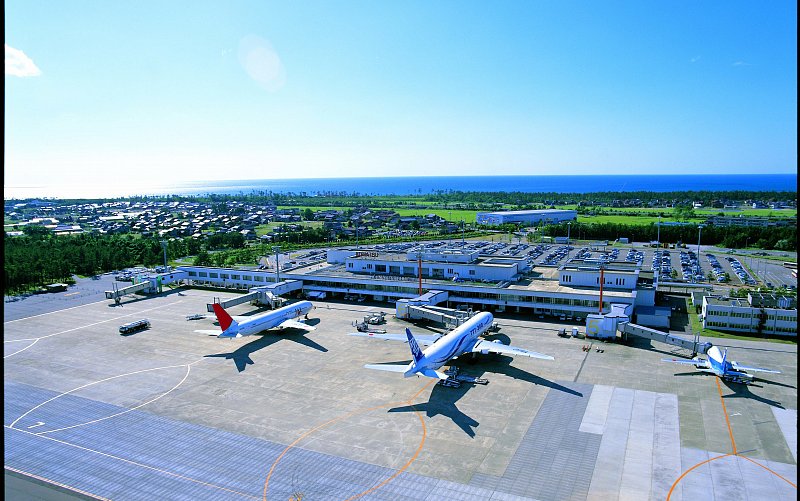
[{"x1": 212, "y1": 303, "x2": 234, "y2": 331}]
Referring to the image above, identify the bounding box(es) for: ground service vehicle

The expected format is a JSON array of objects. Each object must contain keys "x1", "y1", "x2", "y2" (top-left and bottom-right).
[{"x1": 119, "y1": 319, "x2": 150, "y2": 334}]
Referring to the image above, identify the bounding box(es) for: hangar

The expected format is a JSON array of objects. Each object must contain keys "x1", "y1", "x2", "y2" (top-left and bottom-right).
[{"x1": 476, "y1": 209, "x2": 577, "y2": 226}]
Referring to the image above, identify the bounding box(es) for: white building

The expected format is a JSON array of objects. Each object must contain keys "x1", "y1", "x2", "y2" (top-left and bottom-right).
[
  {"x1": 178, "y1": 245, "x2": 655, "y2": 321},
  {"x1": 702, "y1": 293, "x2": 797, "y2": 336},
  {"x1": 476, "y1": 209, "x2": 577, "y2": 226}
]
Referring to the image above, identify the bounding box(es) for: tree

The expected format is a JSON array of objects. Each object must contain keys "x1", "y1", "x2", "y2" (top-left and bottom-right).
[{"x1": 194, "y1": 249, "x2": 211, "y2": 266}]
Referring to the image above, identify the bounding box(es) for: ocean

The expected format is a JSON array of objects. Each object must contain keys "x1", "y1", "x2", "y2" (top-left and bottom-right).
[
  {"x1": 125, "y1": 174, "x2": 797, "y2": 197},
  {"x1": 6, "y1": 174, "x2": 797, "y2": 199}
]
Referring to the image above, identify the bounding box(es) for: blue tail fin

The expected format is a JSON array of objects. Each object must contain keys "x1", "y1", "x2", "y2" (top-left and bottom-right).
[{"x1": 405, "y1": 328, "x2": 423, "y2": 363}]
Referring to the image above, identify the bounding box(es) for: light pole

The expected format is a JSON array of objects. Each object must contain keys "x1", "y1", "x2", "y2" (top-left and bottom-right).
[
  {"x1": 273, "y1": 245, "x2": 281, "y2": 283},
  {"x1": 565, "y1": 222, "x2": 572, "y2": 261},
  {"x1": 160, "y1": 240, "x2": 168, "y2": 271},
  {"x1": 657, "y1": 216, "x2": 661, "y2": 247},
  {"x1": 696, "y1": 224, "x2": 704, "y2": 275}
]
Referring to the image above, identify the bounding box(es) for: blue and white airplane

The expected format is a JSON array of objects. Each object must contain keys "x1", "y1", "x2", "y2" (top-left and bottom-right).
[
  {"x1": 197, "y1": 300, "x2": 315, "y2": 338},
  {"x1": 351, "y1": 311, "x2": 554, "y2": 380},
  {"x1": 662, "y1": 345, "x2": 780, "y2": 384}
]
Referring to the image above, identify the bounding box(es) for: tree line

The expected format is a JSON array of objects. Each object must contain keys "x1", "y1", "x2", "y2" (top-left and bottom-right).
[
  {"x1": 4, "y1": 228, "x2": 209, "y2": 294},
  {"x1": 538, "y1": 221, "x2": 796, "y2": 251},
  {"x1": 5, "y1": 218, "x2": 795, "y2": 294},
  {"x1": 26, "y1": 188, "x2": 794, "y2": 209}
]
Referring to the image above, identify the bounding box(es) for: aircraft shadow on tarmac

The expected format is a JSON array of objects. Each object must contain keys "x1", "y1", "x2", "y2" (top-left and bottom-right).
[
  {"x1": 389, "y1": 381, "x2": 480, "y2": 438},
  {"x1": 672, "y1": 371, "x2": 787, "y2": 409},
  {"x1": 386, "y1": 348, "x2": 582, "y2": 438},
  {"x1": 721, "y1": 379, "x2": 786, "y2": 409},
  {"x1": 205, "y1": 331, "x2": 327, "y2": 372}
]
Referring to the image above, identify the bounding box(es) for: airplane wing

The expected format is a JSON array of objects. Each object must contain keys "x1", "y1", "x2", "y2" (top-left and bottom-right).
[
  {"x1": 730, "y1": 362, "x2": 781, "y2": 374},
  {"x1": 278, "y1": 319, "x2": 316, "y2": 331},
  {"x1": 662, "y1": 358, "x2": 711, "y2": 369},
  {"x1": 195, "y1": 329, "x2": 223, "y2": 336},
  {"x1": 471, "y1": 340, "x2": 554, "y2": 360},
  {"x1": 348, "y1": 332, "x2": 441, "y2": 346}
]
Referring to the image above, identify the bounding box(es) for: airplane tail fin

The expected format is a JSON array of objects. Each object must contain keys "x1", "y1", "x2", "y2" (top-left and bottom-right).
[
  {"x1": 405, "y1": 328, "x2": 424, "y2": 364},
  {"x1": 365, "y1": 363, "x2": 411, "y2": 373},
  {"x1": 721, "y1": 347, "x2": 728, "y2": 367},
  {"x1": 212, "y1": 303, "x2": 236, "y2": 332}
]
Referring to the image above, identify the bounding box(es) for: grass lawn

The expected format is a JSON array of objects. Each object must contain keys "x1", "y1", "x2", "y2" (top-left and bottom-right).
[{"x1": 393, "y1": 208, "x2": 478, "y2": 222}]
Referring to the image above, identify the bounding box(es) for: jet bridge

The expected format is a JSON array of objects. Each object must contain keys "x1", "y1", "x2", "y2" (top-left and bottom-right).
[
  {"x1": 105, "y1": 281, "x2": 151, "y2": 304},
  {"x1": 586, "y1": 303, "x2": 712, "y2": 356},
  {"x1": 206, "y1": 280, "x2": 301, "y2": 312},
  {"x1": 406, "y1": 305, "x2": 470, "y2": 328},
  {"x1": 105, "y1": 271, "x2": 189, "y2": 304},
  {"x1": 395, "y1": 290, "x2": 492, "y2": 329},
  {"x1": 620, "y1": 323, "x2": 712, "y2": 356}
]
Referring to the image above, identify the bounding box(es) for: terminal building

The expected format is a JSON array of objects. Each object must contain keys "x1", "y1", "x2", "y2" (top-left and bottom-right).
[
  {"x1": 476, "y1": 209, "x2": 577, "y2": 226},
  {"x1": 177, "y1": 244, "x2": 662, "y2": 326}
]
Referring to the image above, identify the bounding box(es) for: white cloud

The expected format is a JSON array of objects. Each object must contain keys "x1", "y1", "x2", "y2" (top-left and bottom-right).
[
  {"x1": 690, "y1": 55, "x2": 701, "y2": 63},
  {"x1": 5, "y1": 44, "x2": 41, "y2": 77}
]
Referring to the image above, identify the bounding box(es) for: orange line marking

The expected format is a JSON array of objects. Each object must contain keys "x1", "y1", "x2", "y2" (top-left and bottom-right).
[
  {"x1": 667, "y1": 453, "x2": 734, "y2": 501},
  {"x1": 344, "y1": 404, "x2": 427, "y2": 501},
  {"x1": 715, "y1": 377, "x2": 737, "y2": 455},
  {"x1": 263, "y1": 379, "x2": 436, "y2": 500},
  {"x1": 738, "y1": 455, "x2": 797, "y2": 488},
  {"x1": 668, "y1": 377, "x2": 797, "y2": 499}
]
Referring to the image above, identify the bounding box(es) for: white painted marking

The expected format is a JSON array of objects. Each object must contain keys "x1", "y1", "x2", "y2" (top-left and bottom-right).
[
  {"x1": 3, "y1": 339, "x2": 39, "y2": 359},
  {"x1": 580, "y1": 384, "x2": 613, "y2": 434},
  {"x1": 5, "y1": 426, "x2": 260, "y2": 500},
  {"x1": 771, "y1": 407, "x2": 797, "y2": 463},
  {"x1": 10, "y1": 357, "x2": 204, "y2": 431},
  {"x1": 587, "y1": 387, "x2": 634, "y2": 499},
  {"x1": 4, "y1": 300, "x2": 102, "y2": 324},
  {"x1": 651, "y1": 392, "x2": 681, "y2": 501},
  {"x1": 619, "y1": 390, "x2": 656, "y2": 501},
  {"x1": 4, "y1": 300, "x2": 183, "y2": 344},
  {"x1": 27, "y1": 421, "x2": 45, "y2": 429}
]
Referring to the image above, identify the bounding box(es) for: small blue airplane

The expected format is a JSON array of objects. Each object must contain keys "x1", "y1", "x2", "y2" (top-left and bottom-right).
[{"x1": 662, "y1": 345, "x2": 780, "y2": 384}]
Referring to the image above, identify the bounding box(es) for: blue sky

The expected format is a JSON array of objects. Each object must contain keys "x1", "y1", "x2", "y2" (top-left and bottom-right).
[{"x1": 5, "y1": 1, "x2": 797, "y2": 197}]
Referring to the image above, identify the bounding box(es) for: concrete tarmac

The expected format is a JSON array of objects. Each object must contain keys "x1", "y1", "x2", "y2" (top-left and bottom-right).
[{"x1": 4, "y1": 287, "x2": 797, "y2": 500}]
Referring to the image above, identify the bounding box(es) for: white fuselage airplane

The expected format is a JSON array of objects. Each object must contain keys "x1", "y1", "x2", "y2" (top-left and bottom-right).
[
  {"x1": 351, "y1": 311, "x2": 554, "y2": 380},
  {"x1": 662, "y1": 345, "x2": 780, "y2": 384},
  {"x1": 197, "y1": 300, "x2": 315, "y2": 338}
]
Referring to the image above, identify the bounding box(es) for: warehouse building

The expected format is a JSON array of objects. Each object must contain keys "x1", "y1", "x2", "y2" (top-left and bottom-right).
[{"x1": 476, "y1": 209, "x2": 577, "y2": 226}]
